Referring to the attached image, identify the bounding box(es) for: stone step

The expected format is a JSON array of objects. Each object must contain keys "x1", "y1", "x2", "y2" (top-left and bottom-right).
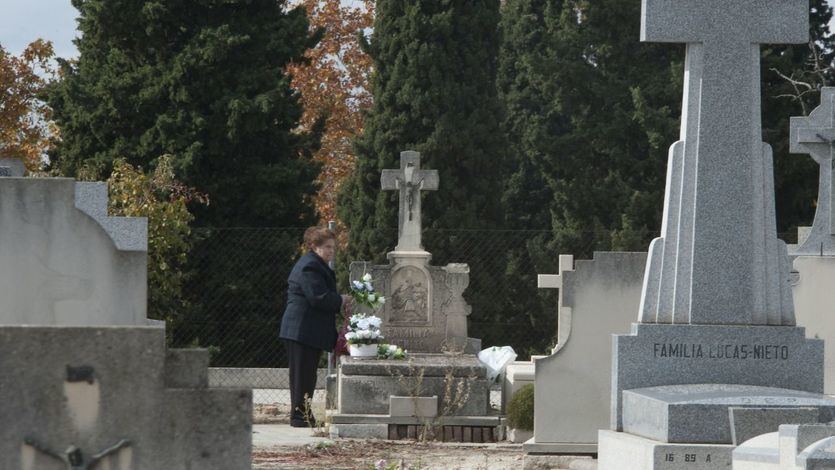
[{"x1": 622, "y1": 384, "x2": 835, "y2": 444}]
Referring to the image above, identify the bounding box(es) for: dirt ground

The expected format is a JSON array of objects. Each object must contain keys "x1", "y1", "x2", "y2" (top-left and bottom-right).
[{"x1": 252, "y1": 439, "x2": 526, "y2": 469}]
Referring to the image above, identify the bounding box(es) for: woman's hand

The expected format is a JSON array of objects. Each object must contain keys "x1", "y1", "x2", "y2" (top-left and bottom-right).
[{"x1": 341, "y1": 294, "x2": 354, "y2": 308}]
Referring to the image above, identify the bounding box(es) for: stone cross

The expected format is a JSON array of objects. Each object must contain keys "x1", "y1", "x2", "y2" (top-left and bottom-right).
[
  {"x1": 790, "y1": 87, "x2": 835, "y2": 255},
  {"x1": 381, "y1": 151, "x2": 439, "y2": 252},
  {"x1": 638, "y1": 0, "x2": 806, "y2": 325},
  {"x1": 537, "y1": 255, "x2": 573, "y2": 353}
]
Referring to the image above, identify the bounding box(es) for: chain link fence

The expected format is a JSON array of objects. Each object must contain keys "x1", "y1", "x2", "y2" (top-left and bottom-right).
[
  {"x1": 166, "y1": 227, "x2": 802, "y2": 410},
  {"x1": 165, "y1": 227, "x2": 591, "y2": 406}
]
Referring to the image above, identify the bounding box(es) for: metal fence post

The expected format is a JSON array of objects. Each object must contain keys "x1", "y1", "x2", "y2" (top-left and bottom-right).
[{"x1": 327, "y1": 220, "x2": 336, "y2": 376}]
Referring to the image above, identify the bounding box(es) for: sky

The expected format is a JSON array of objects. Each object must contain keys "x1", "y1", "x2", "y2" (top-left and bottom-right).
[{"x1": 1, "y1": 1, "x2": 835, "y2": 59}]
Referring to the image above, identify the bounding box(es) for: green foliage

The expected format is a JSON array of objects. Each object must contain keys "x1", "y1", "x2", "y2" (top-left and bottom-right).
[
  {"x1": 506, "y1": 383, "x2": 535, "y2": 431},
  {"x1": 336, "y1": 0, "x2": 513, "y2": 350},
  {"x1": 337, "y1": 0, "x2": 507, "y2": 262},
  {"x1": 762, "y1": 0, "x2": 834, "y2": 236},
  {"x1": 106, "y1": 155, "x2": 206, "y2": 323},
  {"x1": 499, "y1": 0, "x2": 834, "y2": 247},
  {"x1": 46, "y1": 0, "x2": 321, "y2": 227}
]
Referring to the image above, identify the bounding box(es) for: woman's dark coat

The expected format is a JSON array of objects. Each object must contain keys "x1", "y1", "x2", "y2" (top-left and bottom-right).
[{"x1": 279, "y1": 251, "x2": 342, "y2": 351}]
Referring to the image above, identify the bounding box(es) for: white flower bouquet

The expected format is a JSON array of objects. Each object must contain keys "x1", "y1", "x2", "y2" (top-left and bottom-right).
[
  {"x1": 377, "y1": 343, "x2": 407, "y2": 360},
  {"x1": 350, "y1": 273, "x2": 386, "y2": 309},
  {"x1": 345, "y1": 313, "x2": 384, "y2": 345}
]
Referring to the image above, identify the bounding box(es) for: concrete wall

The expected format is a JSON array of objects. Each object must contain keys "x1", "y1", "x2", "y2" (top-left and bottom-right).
[
  {"x1": 793, "y1": 256, "x2": 835, "y2": 394},
  {"x1": 5, "y1": 326, "x2": 251, "y2": 470},
  {"x1": 0, "y1": 178, "x2": 148, "y2": 326},
  {"x1": 531, "y1": 251, "x2": 645, "y2": 452}
]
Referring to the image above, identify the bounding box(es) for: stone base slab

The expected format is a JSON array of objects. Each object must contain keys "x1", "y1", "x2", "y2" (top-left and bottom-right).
[
  {"x1": 329, "y1": 423, "x2": 389, "y2": 439},
  {"x1": 598, "y1": 430, "x2": 732, "y2": 470},
  {"x1": 621, "y1": 384, "x2": 835, "y2": 443},
  {"x1": 328, "y1": 412, "x2": 502, "y2": 427},
  {"x1": 612, "y1": 324, "x2": 823, "y2": 430},
  {"x1": 338, "y1": 373, "x2": 489, "y2": 415}
]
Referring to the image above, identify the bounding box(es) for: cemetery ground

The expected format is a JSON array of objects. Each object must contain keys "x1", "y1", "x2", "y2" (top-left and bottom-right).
[{"x1": 250, "y1": 399, "x2": 592, "y2": 469}]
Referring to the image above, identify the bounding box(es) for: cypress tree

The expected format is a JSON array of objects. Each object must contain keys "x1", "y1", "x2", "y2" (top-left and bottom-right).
[
  {"x1": 47, "y1": 0, "x2": 320, "y2": 227},
  {"x1": 337, "y1": 0, "x2": 510, "y2": 349}
]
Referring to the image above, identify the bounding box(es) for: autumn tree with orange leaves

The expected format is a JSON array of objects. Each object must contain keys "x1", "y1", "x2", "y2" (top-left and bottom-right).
[
  {"x1": 0, "y1": 39, "x2": 56, "y2": 171},
  {"x1": 288, "y1": 0, "x2": 374, "y2": 224}
]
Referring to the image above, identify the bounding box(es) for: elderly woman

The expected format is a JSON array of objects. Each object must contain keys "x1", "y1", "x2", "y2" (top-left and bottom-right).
[{"x1": 279, "y1": 226, "x2": 351, "y2": 427}]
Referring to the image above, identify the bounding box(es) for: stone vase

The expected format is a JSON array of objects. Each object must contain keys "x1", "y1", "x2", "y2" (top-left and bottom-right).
[{"x1": 348, "y1": 343, "x2": 378, "y2": 358}]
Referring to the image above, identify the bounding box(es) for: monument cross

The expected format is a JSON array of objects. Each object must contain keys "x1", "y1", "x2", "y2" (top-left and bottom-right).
[
  {"x1": 381, "y1": 151, "x2": 439, "y2": 252},
  {"x1": 638, "y1": 0, "x2": 806, "y2": 325},
  {"x1": 790, "y1": 87, "x2": 835, "y2": 254}
]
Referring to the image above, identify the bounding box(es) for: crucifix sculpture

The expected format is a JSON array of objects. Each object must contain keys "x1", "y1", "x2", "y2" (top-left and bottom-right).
[
  {"x1": 638, "y1": 0, "x2": 807, "y2": 325},
  {"x1": 24, "y1": 436, "x2": 131, "y2": 470},
  {"x1": 381, "y1": 151, "x2": 439, "y2": 252},
  {"x1": 790, "y1": 87, "x2": 835, "y2": 255}
]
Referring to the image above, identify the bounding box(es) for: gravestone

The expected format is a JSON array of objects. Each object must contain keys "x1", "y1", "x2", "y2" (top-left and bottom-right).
[
  {"x1": 349, "y1": 150, "x2": 476, "y2": 353},
  {"x1": 524, "y1": 252, "x2": 646, "y2": 454},
  {"x1": 789, "y1": 88, "x2": 835, "y2": 256},
  {"x1": 0, "y1": 171, "x2": 251, "y2": 469},
  {"x1": 335, "y1": 151, "x2": 493, "y2": 442},
  {"x1": 597, "y1": 2, "x2": 835, "y2": 468},
  {"x1": 788, "y1": 90, "x2": 835, "y2": 395}
]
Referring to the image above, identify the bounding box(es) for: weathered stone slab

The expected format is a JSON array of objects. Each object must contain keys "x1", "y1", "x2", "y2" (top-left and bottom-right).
[
  {"x1": 611, "y1": 324, "x2": 823, "y2": 431},
  {"x1": 165, "y1": 348, "x2": 209, "y2": 388},
  {"x1": 792, "y1": 256, "x2": 835, "y2": 394},
  {"x1": 729, "y1": 406, "x2": 820, "y2": 446},
  {"x1": 338, "y1": 374, "x2": 489, "y2": 416},
  {"x1": 598, "y1": 429, "x2": 732, "y2": 470},
  {"x1": 390, "y1": 396, "x2": 437, "y2": 418},
  {"x1": 533, "y1": 251, "x2": 645, "y2": 450},
  {"x1": 621, "y1": 384, "x2": 833, "y2": 444},
  {"x1": 340, "y1": 354, "x2": 485, "y2": 378},
  {"x1": 329, "y1": 423, "x2": 388, "y2": 439},
  {"x1": 1, "y1": 326, "x2": 252, "y2": 469},
  {"x1": 0, "y1": 178, "x2": 148, "y2": 326}
]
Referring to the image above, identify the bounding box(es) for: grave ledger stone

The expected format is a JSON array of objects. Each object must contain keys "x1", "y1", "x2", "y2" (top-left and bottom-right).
[
  {"x1": 0, "y1": 171, "x2": 251, "y2": 469},
  {"x1": 596, "y1": 2, "x2": 835, "y2": 469}
]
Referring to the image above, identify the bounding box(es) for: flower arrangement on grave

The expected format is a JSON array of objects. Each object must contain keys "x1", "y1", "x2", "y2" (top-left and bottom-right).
[
  {"x1": 350, "y1": 273, "x2": 386, "y2": 310},
  {"x1": 345, "y1": 313, "x2": 383, "y2": 345},
  {"x1": 377, "y1": 343, "x2": 407, "y2": 360}
]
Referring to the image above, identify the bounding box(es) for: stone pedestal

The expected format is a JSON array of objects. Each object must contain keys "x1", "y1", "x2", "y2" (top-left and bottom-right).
[
  {"x1": 331, "y1": 354, "x2": 500, "y2": 441},
  {"x1": 3, "y1": 326, "x2": 251, "y2": 470}
]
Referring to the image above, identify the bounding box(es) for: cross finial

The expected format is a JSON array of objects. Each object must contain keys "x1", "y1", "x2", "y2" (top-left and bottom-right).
[
  {"x1": 790, "y1": 87, "x2": 835, "y2": 255},
  {"x1": 381, "y1": 151, "x2": 439, "y2": 252},
  {"x1": 637, "y1": 0, "x2": 806, "y2": 325}
]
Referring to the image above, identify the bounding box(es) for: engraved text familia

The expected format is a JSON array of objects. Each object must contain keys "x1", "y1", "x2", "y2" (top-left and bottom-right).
[{"x1": 652, "y1": 342, "x2": 789, "y2": 360}]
